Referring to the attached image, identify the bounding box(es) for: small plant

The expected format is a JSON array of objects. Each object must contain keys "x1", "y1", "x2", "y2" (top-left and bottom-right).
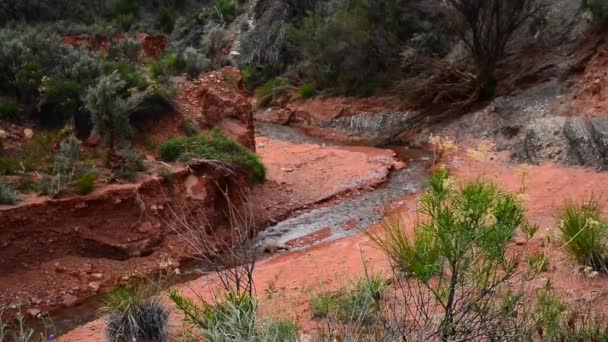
[
  {"x1": 428, "y1": 134, "x2": 456, "y2": 166},
  {"x1": 213, "y1": 0, "x2": 238, "y2": 24},
  {"x1": 158, "y1": 7, "x2": 176, "y2": 34},
  {"x1": 115, "y1": 149, "x2": 146, "y2": 182},
  {"x1": 311, "y1": 275, "x2": 387, "y2": 325},
  {"x1": 0, "y1": 180, "x2": 20, "y2": 205},
  {"x1": 159, "y1": 130, "x2": 266, "y2": 184},
  {"x1": 159, "y1": 138, "x2": 183, "y2": 162},
  {"x1": 102, "y1": 281, "x2": 169, "y2": 342},
  {"x1": 298, "y1": 83, "x2": 315, "y2": 99},
  {"x1": 182, "y1": 47, "x2": 211, "y2": 78},
  {"x1": 558, "y1": 198, "x2": 608, "y2": 272},
  {"x1": 77, "y1": 173, "x2": 97, "y2": 195},
  {"x1": 182, "y1": 119, "x2": 200, "y2": 137},
  {"x1": 0, "y1": 98, "x2": 18, "y2": 121},
  {"x1": 254, "y1": 77, "x2": 290, "y2": 108},
  {"x1": 528, "y1": 251, "x2": 550, "y2": 273}
]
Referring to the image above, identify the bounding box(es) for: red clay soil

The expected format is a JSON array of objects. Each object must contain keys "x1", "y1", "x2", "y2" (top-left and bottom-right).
[
  {"x1": 62, "y1": 34, "x2": 167, "y2": 59},
  {"x1": 61, "y1": 138, "x2": 608, "y2": 341}
]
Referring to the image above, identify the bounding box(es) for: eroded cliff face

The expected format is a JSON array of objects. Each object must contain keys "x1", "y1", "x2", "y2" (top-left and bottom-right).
[
  {"x1": 177, "y1": 67, "x2": 256, "y2": 150},
  {"x1": 62, "y1": 34, "x2": 167, "y2": 59}
]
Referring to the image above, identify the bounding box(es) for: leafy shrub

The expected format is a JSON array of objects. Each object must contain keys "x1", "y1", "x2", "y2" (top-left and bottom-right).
[
  {"x1": 37, "y1": 77, "x2": 83, "y2": 126},
  {"x1": 108, "y1": 39, "x2": 142, "y2": 63},
  {"x1": 115, "y1": 148, "x2": 146, "y2": 182},
  {"x1": 528, "y1": 251, "x2": 550, "y2": 273},
  {"x1": 158, "y1": 129, "x2": 266, "y2": 183},
  {"x1": 182, "y1": 47, "x2": 211, "y2": 78},
  {"x1": 213, "y1": 0, "x2": 238, "y2": 24},
  {"x1": 558, "y1": 198, "x2": 608, "y2": 272},
  {"x1": 84, "y1": 71, "x2": 148, "y2": 158},
  {"x1": 103, "y1": 282, "x2": 169, "y2": 342},
  {"x1": 158, "y1": 7, "x2": 177, "y2": 34},
  {"x1": 0, "y1": 181, "x2": 20, "y2": 205},
  {"x1": 77, "y1": 173, "x2": 97, "y2": 195},
  {"x1": 311, "y1": 275, "x2": 387, "y2": 325},
  {"x1": 254, "y1": 77, "x2": 289, "y2": 108},
  {"x1": 0, "y1": 98, "x2": 18, "y2": 121},
  {"x1": 582, "y1": 0, "x2": 608, "y2": 22},
  {"x1": 159, "y1": 138, "x2": 183, "y2": 162},
  {"x1": 367, "y1": 169, "x2": 536, "y2": 340},
  {"x1": 298, "y1": 83, "x2": 315, "y2": 99},
  {"x1": 151, "y1": 53, "x2": 184, "y2": 80}
]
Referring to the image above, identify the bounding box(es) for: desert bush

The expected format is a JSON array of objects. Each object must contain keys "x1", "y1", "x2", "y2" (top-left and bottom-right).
[
  {"x1": 151, "y1": 53, "x2": 184, "y2": 80},
  {"x1": 40, "y1": 135, "x2": 81, "y2": 197},
  {"x1": 213, "y1": 0, "x2": 238, "y2": 25},
  {"x1": 84, "y1": 71, "x2": 148, "y2": 162},
  {"x1": 298, "y1": 83, "x2": 315, "y2": 99},
  {"x1": 159, "y1": 138, "x2": 183, "y2": 162},
  {"x1": 367, "y1": 169, "x2": 537, "y2": 340},
  {"x1": 0, "y1": 180, "x2": 20, "y2": 205},
  {"x1": 108, "y1": 39, "x2": 142, "y2": 63},
  {"x1": 37, "y1": 77, "x2": 83, "y2": 126},
  {"x1": 582, "y1": 0, "x2": 608, "y2": 22},
  {"x1": 311, "y1": 275, "x2": 387, "y2": 325},
  {"x1": 0, "y1": 98, "x2": 18, "y2": 121},
  {"x1": 558, "y1": 198, "x2": 608, "y2": 272},
  {"x1": 182, "y1": 47, "x2": 211, "y2": 78},
  {"x1": 158, "y1": 130, "x2": 266, "y2": 184},
  {"x1": 114, "y1": 148, "x2": 146, "y2": 181},
  {"x1": 76, "y1": 173, "x2": 97, "y2": 195},
  {"x1": 254, "y1": 77, "x2": 291, "y2": 108},
  {"x1": 158, "y1": 7, "x2": 177, "y2": 34},
  {"x1": 102, "y1": 281, "x2": 170, "y2": 342},
  {"x1": 445, "y1": 0, "x2": 548, "y2": 97},
  {"x1": 200, "y1": 26, "x2": 232, "y2": 61}
]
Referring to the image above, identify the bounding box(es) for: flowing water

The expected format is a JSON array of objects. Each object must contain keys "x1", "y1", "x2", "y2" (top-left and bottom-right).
[{"x1": 49, "y1": 122, "x2": 430, "y2": 336}]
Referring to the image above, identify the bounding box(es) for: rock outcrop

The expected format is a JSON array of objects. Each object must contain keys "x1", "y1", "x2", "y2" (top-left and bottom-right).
[{"x1": 515, "y1": 116, "x2": 608, "y2": 169}]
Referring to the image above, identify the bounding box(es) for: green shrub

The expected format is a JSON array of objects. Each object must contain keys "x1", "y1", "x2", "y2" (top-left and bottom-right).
[
  {"x1": 558, "y1": 199, "x2": 608, "y2": 272},
  {"x1": 115, "y1": 148, "x2": 146, "y2": 182},
  {"x1": 367, "y1": 169, "x2": 536, "y2": 340},
  {"x1": 151, "y1": 54, "x2": 184, "y2": 80},
  {"x1": 0, "y1": 181, "x2": 20, "y2": 205},
  {"x1": 77, "y1": 173, "x2": 97, "y2": 195},
  {"x1": 16, "y1": 174, "x2": 38, "y2": 193},
  {"x1": 182, "y1": 47, "x2": 211, "y2": 78},
  {"x1": 582, "y1": 0, "x2": 608, "y2": 21},
  {"x1": 37, "y1": 77, "x2": 84, "y2": 126},
  {"x1": 159, "y1": 130, "x2": 266, "y2": 184},
  {"x1": 311, "y1": 275, "x2": 387, "y2": 325},
  {"x1": 298, "y1": 83, "x2": 315, "y2": 99},
  {"x1": 0, "y1": 98, "x2": 18, "y2": 121},
  {"x1": 528, "y1": 251, "x2": 550, "y2": 273},
  {"x1": 114, "y1": 13, "x2": 136, "y2": 31},
  {"x1": 159, "y1": 138, "x2": 183, "y2": 162},
  {"x1": 259, "y1": 320, "x2": 300, "y2": 341},
  {"x1": 158, "y1": 7, "x2": 177, "y2": 34},
  {"x1": 113, "y1": 0, "x2": 138, "y2": 16},
  {"x1": 254, "y1": 77, "x2": 289, "y2": 107},
  {"x1": 213, "y1": 0, "x2": 238, "y2": 24}
]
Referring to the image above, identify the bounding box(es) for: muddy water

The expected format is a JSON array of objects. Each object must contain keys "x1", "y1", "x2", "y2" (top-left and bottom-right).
[
  {"x1": 51, "y1": 123, "x2": 429, "y2": 336},
  {"x1": 255, "y1": 122, "x2": 430, "y2": 249}
]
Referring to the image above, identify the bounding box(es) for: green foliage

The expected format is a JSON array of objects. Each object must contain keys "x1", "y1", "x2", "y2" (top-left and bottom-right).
[
  {"x1": 40, "y1": 135, "x2": 82, "y2": 197},
  {"x1": 528, "y1": 251, "x2": 550, "y2": 273},
  {"x1": 108, "y1": 39, "x2": 142, "y2": 63},
  {"x1": 158, "y1": 7, "x2": 177, "y2": 34},
  {"x1": 368, "y1": 169, "x2": 535, "y2": 340},
  {"x1": 182, "y1": 47, "x2": 211, "y2": 78},
  {"x1": 159, "y1": 138, "x2": 183, "y2": 162},
  {"x1": 558, "y1": 198, "x2": 608, "y2": 272},
  {"x1": 0, "y1": 180, "x2": 20, "y2": 205},
  {"x1": 151, "y1": 54, "x2": 184, "y2": 81},
  {"x1": 115, "y1": 148, "x2": 146, "y2": 182},
  {"x1": 103, "y1": 281, "x2": 169, "y2": 342},
  {"x1": 311, "y1": 275, "x2": 387, "y2": 325},
  {"x1": 103, "y1": 61, "x2": 150, "y2": 91},
  {"x1": 0, "y1": 98, "x2": 18, "y2": 121},
  {"x1": 298, "y1": 83, "x2": 315, "y2": 99},
  {"x1": 582, "y1": 0, "x2": 608, "y2": 21},
  {"x1": 37, "y1": 77, "x2": 83, "y2": 126},
  {"x1": 213, "y1": 0, "x2": 238, "y2": 25},
  {"x1": 158, "y1": 130, "x2": 266, "y2": 184},
  {"x1": 84, "y1": 71, "x2": 148, "y2": 154},
  {"x1": 254, "y1": 77, "x2": 289, "y2": 108},
  {"x1": 113, "y1": 0, "x2": 138, "y2": 17},
  {"x1": 77, "y1": 173, "x2": 97, "y2": 195}
]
